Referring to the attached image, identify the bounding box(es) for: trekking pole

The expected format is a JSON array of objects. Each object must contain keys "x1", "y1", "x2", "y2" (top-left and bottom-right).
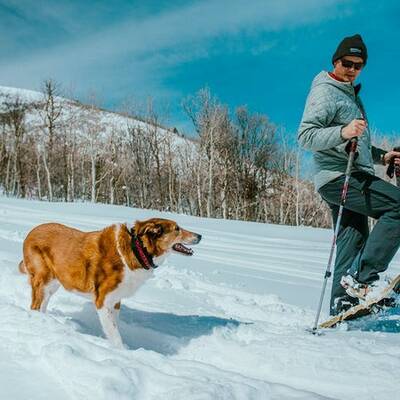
[
  {"x1": 310, "y1": 137, "x2": 358, "y2": 334},
  {"x1": 394, "y1": 147, "x2": 400, "y2": 187}
]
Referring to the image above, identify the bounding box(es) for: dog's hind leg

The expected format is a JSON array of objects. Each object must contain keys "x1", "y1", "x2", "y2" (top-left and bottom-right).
[
  {"x1": 30, "y1": 274, "x2": 47, "y2": 311},
  {"x1": 25, "y1": 247, "x2": 55, "y2": 312},
  {"x1": 40, "y1": 280, "x2": 60, "y2": 313}
]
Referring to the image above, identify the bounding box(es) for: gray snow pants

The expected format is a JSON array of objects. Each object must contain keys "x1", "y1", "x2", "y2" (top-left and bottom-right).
[{"x1": 318, "y1": 171, "x2": 400, "y2": 314}]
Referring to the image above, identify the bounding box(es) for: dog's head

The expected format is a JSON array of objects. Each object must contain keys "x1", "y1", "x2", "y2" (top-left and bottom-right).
[{"x1": 134, "y1": 218, "x2": 202, "y2": 258}]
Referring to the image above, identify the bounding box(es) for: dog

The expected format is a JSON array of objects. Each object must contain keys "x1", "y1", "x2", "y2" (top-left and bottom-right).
[{"x1": 19, "y1": 218, "x2": 202, "y2": 348}]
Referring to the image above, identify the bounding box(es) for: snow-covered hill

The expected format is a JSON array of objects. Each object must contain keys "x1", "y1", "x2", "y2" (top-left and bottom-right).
[
  {"x1": 1, "y1": 196, "x2": 400, "y2": 399},
  {"x1": 0, "y1": 84, "x2": 188, "y2": 146}
]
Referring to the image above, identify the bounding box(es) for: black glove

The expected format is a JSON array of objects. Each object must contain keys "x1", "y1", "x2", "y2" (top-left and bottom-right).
[{"x1": 386, "y1": 146, "x2": 400, "y2": 178}]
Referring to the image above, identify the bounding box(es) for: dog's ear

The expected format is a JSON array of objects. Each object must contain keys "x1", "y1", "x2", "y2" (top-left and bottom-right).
[{"x1": 143, "y1": 222, "x2": 163, "y2": 237}]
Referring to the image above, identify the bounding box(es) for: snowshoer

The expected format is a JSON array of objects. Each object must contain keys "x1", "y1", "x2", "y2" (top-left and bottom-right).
[{"x1": 298, "y1": 34, "x2": 400, "y2": 315}]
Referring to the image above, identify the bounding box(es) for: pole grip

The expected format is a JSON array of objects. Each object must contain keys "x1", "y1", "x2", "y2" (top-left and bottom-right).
[{"x1": 349, "y1": 137, "x2": 358, "y2": 153}]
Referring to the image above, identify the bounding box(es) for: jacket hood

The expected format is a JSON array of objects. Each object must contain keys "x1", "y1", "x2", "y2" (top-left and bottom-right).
[{"x1": 311, "y1": 71, "x2": 361, "y2": 96}]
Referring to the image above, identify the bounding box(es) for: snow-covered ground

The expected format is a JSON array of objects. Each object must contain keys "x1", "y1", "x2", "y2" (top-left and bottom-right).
[{"x1": 0, "y1": 196, "x2": 400, "y2": 400}]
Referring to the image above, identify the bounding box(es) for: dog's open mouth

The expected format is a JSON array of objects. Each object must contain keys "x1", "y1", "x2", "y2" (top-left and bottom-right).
[{"x1": 172, "y1": 243, "x2": 194, "y2": 256}]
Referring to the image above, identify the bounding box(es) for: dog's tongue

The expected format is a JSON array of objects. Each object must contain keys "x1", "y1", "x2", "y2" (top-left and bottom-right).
[{"x1": 173, "y1": 243, "x2": 194, "y2": 256}]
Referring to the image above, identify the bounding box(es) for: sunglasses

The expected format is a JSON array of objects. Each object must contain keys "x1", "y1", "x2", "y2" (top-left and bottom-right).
[{"x1": 341, "y1": 58, "x2": 364, "y2": 71}]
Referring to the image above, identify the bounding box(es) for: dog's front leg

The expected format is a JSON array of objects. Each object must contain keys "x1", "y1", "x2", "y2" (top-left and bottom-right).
[{"x1": 97, "y1": 305, "x2": 124, "y2": 349}]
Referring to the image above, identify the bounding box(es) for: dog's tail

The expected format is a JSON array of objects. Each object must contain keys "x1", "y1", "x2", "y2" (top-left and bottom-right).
[{"x1": 18, "y1": 260, "x2": 27, "y2": 274}]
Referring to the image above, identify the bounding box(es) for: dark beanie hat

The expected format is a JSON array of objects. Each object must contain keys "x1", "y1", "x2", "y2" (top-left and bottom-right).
[{"x1": 332, "y1": 34, "x2": 367, "y2": 65}]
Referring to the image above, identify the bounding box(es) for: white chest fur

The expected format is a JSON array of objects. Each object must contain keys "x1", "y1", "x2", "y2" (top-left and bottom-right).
[
  {"x1": 105, "y1": 266, "x2": 153, "y2": 307},
  {"x1": 104, "y1": 224, "x2": 163, "y2": 308}
]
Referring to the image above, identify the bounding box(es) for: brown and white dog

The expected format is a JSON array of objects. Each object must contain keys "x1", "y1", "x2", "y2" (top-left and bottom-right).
[{"x1": 19, "y1": 218, "x2": 202, "y2": 348}]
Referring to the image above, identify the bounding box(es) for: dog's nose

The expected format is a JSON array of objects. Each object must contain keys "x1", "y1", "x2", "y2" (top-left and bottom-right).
[{"x1": 196, "y1": 234, "x2": 202, "y2": 243}]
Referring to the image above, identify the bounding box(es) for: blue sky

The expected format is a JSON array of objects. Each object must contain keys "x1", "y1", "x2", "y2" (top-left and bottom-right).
[{"x1": 0, "y1": 0, "x2": 399, "y2": 138}]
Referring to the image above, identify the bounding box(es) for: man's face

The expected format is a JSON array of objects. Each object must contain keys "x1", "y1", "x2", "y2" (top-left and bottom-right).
[{"x1": 333, "y1": 55, "x2": 364, "y2": 83}]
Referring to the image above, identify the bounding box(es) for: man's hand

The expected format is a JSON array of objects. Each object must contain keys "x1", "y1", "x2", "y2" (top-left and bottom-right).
[
  {"x1": 383, "y1": 150, "x2": 400, "y2": 166},
  {"x1": 341, "y1": 119, "x2": 367, "y2": 140}
]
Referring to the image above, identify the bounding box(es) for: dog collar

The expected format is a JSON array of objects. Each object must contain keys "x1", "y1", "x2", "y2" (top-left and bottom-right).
[{"x1": 130, "y1": 232, "x2": 158, "y2": 270}]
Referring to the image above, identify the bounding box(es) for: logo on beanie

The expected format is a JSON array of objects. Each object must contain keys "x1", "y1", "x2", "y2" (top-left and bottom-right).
[{"x1": 350, "y1": 48, "x2": 362, "y2": 53}]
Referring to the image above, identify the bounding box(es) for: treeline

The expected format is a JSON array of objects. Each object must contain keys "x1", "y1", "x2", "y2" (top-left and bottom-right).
[{"x1": 0, "y1": 81, "x2": 331, "y2": 227}]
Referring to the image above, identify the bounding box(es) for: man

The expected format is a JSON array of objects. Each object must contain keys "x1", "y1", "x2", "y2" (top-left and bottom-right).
[{"x1": 298, "y1": 34, "x2": 400, "y2": 315}]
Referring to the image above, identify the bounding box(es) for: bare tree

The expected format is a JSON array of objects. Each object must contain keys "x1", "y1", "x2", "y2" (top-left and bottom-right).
[
  {"x1": 0, "y1": 96, "x2": 29, "y2": 196},
  {"x1": 35, "y1": 80, "x2": 64, "y2": 201}
]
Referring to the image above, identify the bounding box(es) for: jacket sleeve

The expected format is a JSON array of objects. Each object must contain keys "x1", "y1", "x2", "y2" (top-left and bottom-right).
[
  {"x1": 371, "y1": 146, "x2": 386, "y2": 165},
  {"x1": 298, "y1": 85, "x2": 346, "y2": 151}
]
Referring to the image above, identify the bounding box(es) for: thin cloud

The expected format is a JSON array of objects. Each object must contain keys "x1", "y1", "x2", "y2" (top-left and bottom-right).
[{"x1": 0, "y1": 0, "x2": 348, "y2": 96}]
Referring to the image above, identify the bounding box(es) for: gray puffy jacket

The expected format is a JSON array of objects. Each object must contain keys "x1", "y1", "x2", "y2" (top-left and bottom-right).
[{"x1": 298, "y1": 71, "x2": 385, "y2": 190}]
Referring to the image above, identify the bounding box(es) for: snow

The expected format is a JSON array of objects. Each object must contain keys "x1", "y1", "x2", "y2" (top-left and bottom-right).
[
  {"x1": 0, "y1": 196, "x2": 400, "y2": 399},
  {"x1": 0, "y1": 85, "x2": 45, "y2": 103}
]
